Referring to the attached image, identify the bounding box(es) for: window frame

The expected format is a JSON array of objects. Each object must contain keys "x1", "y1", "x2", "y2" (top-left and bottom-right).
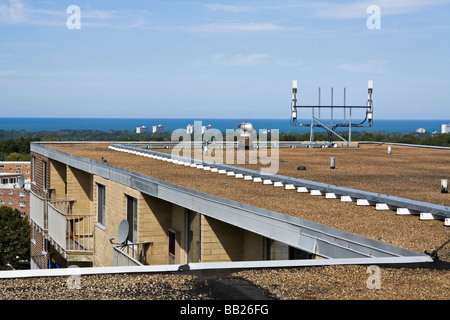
[{"x1": 97, "y1": 183, "x2": 106, "y2": 226}]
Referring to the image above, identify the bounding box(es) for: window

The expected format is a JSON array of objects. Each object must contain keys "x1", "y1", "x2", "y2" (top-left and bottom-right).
[
  {"x1": 9, "y1": 190, "x2": 13, "y2": 195},
  {"x1": 169, "y1": 230, "x2": 176, "y2": 257},
  {"x1": 2, "y1": 178, "x2": 8, "y2": 184},
  {"x1": 20, "y1": 191, "x2": 26, "y2": 197},
  {"x1": 16, "y1": 165, "x2": 22, "y2": 168},
  {"x1": 126, "y1": 195, "x2": 137, "y2": 243},
  {"x1": 97, "y1": 184, "x2": 105, "y2": 226},
  {"x1": 10, "y1": 177, "x2": 16, "y2": 184},
  {"x1": 32, "y1": 157, "x2": 36, "y2": 182},
  {"x1": 43, "y1": 161, "x2": 47, "y2": 191},
  {"x1": 20, "y1": 201, "x2": 26, "y2": 207}
]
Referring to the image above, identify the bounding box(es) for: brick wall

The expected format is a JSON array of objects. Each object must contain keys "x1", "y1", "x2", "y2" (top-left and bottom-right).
[
  {"x1": 30, "y1": 152, "x2": 50, "y2": 199},
  {"x1": 30, "y1": 225, "x2": 48, "y2": 269},
  {"x1": 50, "y1": 160, "x2": 67, "y2": 200},
  {"x1": 29, "y1": 152, "x2": 50, "y2": 269},
  {"x1": 0, "y1": 161, "x2": 31, "y2": 179},
  {"x1": 0, "y1": 187, "x2": 29, "y2": 218}
]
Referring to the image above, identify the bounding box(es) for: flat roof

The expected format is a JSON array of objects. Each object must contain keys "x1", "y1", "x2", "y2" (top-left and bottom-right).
[
  {"x1": 3, "y1": 141, "x2": 447, "y2": 301},
  {"x1": 40, "y1": 142, "x2": 449, "y2": 258}
]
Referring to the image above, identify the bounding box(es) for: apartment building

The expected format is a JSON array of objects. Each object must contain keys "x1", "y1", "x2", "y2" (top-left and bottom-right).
[
  {"x1": 28, "y1": 141, "x2": 438, "y2": 270},
  {"x1": 0, "y1": 161, "x2": 31, "y2": 178},
  {"x1": 0, "y1": 161, "x2": 31, "y2": 218},
  {"x1": 29, "y1": 143, "x2": 315, "y2": 270}
]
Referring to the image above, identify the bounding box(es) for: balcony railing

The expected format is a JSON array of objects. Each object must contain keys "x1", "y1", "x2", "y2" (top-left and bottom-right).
[
  {"x1": 30, "y1": 191, "x2": 94, "y2": 253},
  {"x1": 47, "y1": 203, "x2": 93, "y2": 252},
  {"x1": 112, "y1": 241, "x2": 152, "y2": 266},
  {"x1": 30, "y1": 191, "x2": 46, "y2": 230}
]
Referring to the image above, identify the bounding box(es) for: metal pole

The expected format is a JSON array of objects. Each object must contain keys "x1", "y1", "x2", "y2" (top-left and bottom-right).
[
  {"x1": 331, "y1": 87, "x2": 333, "y2": 127},
  {"x1": 318, "y1": 87, "x2": 321, "y2": 119},
  {"x1": 344, "y1": 87, "x2": 346, "y2": 123},
  {"x1": 349, "y1": 93, "x2": 352, "y2": 143}
]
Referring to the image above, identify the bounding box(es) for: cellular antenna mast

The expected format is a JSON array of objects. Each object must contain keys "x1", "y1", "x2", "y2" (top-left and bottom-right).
[{"x1": 291, "y1": 80, "x2": 373, "y2": 145}]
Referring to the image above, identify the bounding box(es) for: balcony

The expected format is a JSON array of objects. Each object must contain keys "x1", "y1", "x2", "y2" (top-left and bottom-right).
[
  {"x1": 30, "y1": 191, "x2": 94, "y2": 265},
  {"x1": 112, "y1": 241, "x2": 152, "y2": 266}
]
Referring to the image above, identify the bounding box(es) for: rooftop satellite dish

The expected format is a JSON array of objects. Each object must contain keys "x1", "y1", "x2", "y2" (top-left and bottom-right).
[{"x1": 118, "y1": 219, "x2": 129, "y2": 244}]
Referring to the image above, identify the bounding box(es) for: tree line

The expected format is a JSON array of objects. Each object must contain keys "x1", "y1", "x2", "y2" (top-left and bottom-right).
[
  {"x1": 0, "y1": 129, "x2": 449, "y2": 162},
  {"x1": 278, "y1": 131, "x2": 450, "y2": 147}
]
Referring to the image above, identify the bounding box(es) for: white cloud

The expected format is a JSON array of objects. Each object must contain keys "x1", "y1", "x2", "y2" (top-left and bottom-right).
[
  {"x1": 337, "y1": 60, "x2": 387, "y2": 73},
  {"x1": 312, "y1": 0, "x2": 450, "y2": 19},
  {"x1": 205, "y1": 4, "x2": 256, "y2": 13},
  {"x1": 0, "y1": 0, "x2": 25, "y2": 23},
  {"x1": 0, "y1": 0, "x2": 151, "y2": 29},
  {"x1": 213, "y1": 53, "x2": 269, "y2": 66},
  {"x1": 185, "y1": 22, "x2": 283, "y2": 32}
]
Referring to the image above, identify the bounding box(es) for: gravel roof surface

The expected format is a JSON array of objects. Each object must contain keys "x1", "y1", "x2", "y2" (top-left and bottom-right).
[
  {"x1": 11, "y1": 142, "x2": 447, "y2": 301},
  {"x1": 0, "y1": 264, "x2": 448, "y2": 300},
  {"x1": 45, "y1": 143, "x2": 450, "y2": 255}
]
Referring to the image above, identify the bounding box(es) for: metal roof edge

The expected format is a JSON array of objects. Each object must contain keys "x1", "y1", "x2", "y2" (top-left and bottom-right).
[{"x1": 0, "y1": 256, "x2": 433, "y2": 279}]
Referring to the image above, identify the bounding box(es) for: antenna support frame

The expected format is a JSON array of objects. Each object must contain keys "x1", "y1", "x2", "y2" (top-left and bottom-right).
[{"x1": 290, "y1": 80, "x2": 374, "y2": 144}]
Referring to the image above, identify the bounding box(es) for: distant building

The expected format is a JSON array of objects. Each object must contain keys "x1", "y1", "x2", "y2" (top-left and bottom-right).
[
  {"x1": 152, "y1": 124, "x2": 165, "y2": 134},
  {"x1": 186, "y1": 124, "x2": 212, "y2": 134},
  {"x1": 136, "y1": 126, "x2": 149, "y2": 133},
  {"x1": 442, "y1": 123, "x2": 450, "y2": 134},
  {"x1": 0, "y1": 162, "x2": 31, "y2": 219},
  {"x1": 416, "y1": 128, "x2": 426, "y2": 133},
  {"x1": 0, "y1": 161, "x2": 31, "y2": 179}
]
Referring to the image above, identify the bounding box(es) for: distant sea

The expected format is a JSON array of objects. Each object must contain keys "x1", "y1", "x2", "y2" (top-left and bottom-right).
[{"x1": 0, "y1": 118, "x2": 449, "y2": 134}]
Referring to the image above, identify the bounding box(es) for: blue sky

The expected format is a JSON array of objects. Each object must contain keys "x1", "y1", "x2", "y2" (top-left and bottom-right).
[{"x1": 0, "y1": 0, "x2": 449, "y2": 119}]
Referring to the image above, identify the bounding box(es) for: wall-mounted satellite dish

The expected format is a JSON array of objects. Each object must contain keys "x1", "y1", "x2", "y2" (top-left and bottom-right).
[{"x1": 118, "y1": 219, "x2": 129, "y2": 244}]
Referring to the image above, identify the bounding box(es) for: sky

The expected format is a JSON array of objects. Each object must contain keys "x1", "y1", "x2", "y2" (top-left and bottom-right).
[{"x1": 0, "y1": 0, "x2": 449, "y2": 120}]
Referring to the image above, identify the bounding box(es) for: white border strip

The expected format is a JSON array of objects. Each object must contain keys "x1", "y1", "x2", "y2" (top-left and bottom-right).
[{"x1": 0, "y1": 256, "x2": 432, "y2": 279}]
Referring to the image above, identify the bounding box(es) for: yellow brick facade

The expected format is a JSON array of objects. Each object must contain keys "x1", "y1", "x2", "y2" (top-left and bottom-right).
[{"x1": 33, "y1": 156, "x2": 296, "y2": 269}]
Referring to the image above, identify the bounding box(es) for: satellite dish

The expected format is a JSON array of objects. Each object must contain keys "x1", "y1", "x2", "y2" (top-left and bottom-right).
[
  {"x1": 118, "y1": 219, "x2": 129, "y2": 244},
  {"x1": 18, "y1": 174, "x2": 25, "y2": 189}
]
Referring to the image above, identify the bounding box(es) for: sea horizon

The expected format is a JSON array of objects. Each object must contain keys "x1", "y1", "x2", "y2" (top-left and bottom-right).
[{"x1": 0, "y1": 117, "x2": 449, "y2": 134}]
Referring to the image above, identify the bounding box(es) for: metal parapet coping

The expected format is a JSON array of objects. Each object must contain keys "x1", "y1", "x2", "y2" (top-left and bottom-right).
[
  {"x1": 0, "y1": 256, "x2": 433, "y2": 279},
  {"x1": 113, "y1": 143, "x2": 450, "y2": 219}
]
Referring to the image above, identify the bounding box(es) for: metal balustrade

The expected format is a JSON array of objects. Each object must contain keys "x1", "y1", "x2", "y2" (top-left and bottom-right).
[
  {"x1": 30, "y1": 191, "x2": 93, "y2": 254},
  {"x1": 112, "y1": 241, "x2": 152, "y2": 266}
]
